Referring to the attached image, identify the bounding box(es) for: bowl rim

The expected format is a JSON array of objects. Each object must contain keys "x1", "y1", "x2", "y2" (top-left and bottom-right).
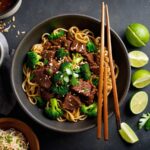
[
  {"x1": 0, "y1": 117, "x2": 40, "y2": 150},
  {"x1": 11, "y1": 14, "x2": 131, "y2": 133},
  {"x1": 0, "y1": 0, "x2": 22, "y2": 19}
]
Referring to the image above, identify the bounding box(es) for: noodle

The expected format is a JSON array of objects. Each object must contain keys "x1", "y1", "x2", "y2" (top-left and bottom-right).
[{"x1": 22, "y1": 26, "x2": 119, "y2": 123}]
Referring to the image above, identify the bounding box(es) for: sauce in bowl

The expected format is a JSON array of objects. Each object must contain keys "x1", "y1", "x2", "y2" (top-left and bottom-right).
[{"x1": 0, "y1": 0, "x2": 17, "y2": 14}]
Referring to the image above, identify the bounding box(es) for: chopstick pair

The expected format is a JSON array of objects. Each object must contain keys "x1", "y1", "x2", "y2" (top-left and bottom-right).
[{"x1": 97, "y1": 2, "x2": 121, "y2": 140}]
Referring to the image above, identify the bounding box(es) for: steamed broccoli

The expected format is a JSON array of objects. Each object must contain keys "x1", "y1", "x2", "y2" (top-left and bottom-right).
[
  {"x1": 44, "y1": 98, "x2": 63, "y2": 119},
  {"x1": 48, "y1": 30, "x2": 65, "y2": 40},
  {"x1": 80, "y1": 102, "x2": 97, "y2": 117},
  {"x1": 60, "y1": 62, "x2": 73, "y2": 75},
  {"x1": 80, "y1": 63, "x2": 91, "y2": 80},
  {"x1": 86, "y1": 41, "x2": 97, "y2": 53},
  {"x1": 72, "y1": 53, "x2": 84, "y2": 64},
  {"x1": 26, "y1": 51, "x2": 42, "y2": 69},
  {"x1": 70, "y1": 76, "x2": 79, "y2": 86},
  {"x1": 56, "y1": 48, "x2": 69, "y2": 59},
  {"x1": 92, "y1": 77, "x2": 99, "y2": 87},
  {"x1": 35, "y1": 96, "x2": 46, "y2": 108},
  {"x1": 50, "y1": 84, "x2": 69, "y2": 97}
]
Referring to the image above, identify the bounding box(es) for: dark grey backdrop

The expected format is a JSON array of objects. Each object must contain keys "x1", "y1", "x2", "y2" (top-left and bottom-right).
[{"x1": 1, "y1": 0, "x2": 150, "y2": 149}]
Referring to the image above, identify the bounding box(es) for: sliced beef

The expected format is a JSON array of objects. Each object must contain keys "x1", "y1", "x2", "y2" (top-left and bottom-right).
[
  {"x1": 32, "y1": 67, "x2": 51, "y2": 89},
  {"x1": 49, "y1": 59, "x2": 60, "y2": 74},
  {"x1": 40, "y1": 88, "x2": 54, "y2": 101},
  {"x1": 90, "y1": 65, "x2": 99, "y2": 75},
  {"x1": 84, "y1": 53, "x2": 96, "y2": 66},
  {"x1": 43, "y1": 41, "x2": 52, "y2": 50},
  {"x1": 63, "y1": 39, "x2": 72, "y2": 50},
  {"x1": 71, "y1": 79, "x2": 97, "y2": 104},
  {"x1": 62, "y1": 93, "x2": 81, "y2": 111},
  {"x1": 70, "y1": 40, "x2": 87, "y2": 55},
  {"x1": 50, "y1": 36, "x2": 66, "y2": 46},
  {"x1": 94, "y1": 53, "x2": 100, "y2": 65},
  {"x1": 41, "y1": 50, "x2": 56, "y2": 61}
]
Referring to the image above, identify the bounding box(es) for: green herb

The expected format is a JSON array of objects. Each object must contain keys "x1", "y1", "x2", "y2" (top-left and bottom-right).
[
  {"x1": 5, "y1": 135, "x2": 13, "y2": 144},
  {"x1": 30, "y1": 74, "x2": 35, "y2": 81},
  {"x1": 92, "y1": 77, "x2": 99, "y2": 87},
  {"x1": 86, "y1": 41, "x2": 97, "y2": 53},
  {"x1": 44, "y1": 59, "x2": 49, "y2": 65},
  {"x1": 138, "y1": 113, "x2": 150, "y2": 130}
]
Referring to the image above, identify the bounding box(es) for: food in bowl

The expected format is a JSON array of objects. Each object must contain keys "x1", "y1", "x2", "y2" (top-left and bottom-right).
[
  {"x1": 0, "y1": 128, "x2": 29, "y2": 150},
  {"x1": 22, "y1": 26, "x2": 119, "y2": 122}
]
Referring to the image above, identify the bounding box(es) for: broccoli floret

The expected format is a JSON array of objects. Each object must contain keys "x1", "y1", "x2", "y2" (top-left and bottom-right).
[
  {"x1": 80, "y1": 102, "x2": 97, "y2": 117},
  {"x1": 70, "y1": 76, "x2": 79, "y2": 86},
  {"x1": 86, "y1": 41, "x2": 97, "y2": 53},
  {"x1": 56, "y1": 48, "x2": 69, "y2": 59},
  {"x1": 52, "y1": 71, "x2": 69, "y2": 85},
  {"x1": 60, "y1": 62, "x2": 73, "y2": 75},
  {"x1": 51, "y1": 84, "x2": 69, "y2": 97},
  {"x1": 92, "y1": 77, "x2": 99, "y2": 87},
  {"x1": 44, "y1": 98, "x2": 63, "y2": 119},
  {"x1": 80, "y1": 63, "x2": 91, "y2": 80},
  {"x1": 26, "y1": 51, "x2": 42, "y2": 69},
  {"x1": 43, "y1": 58, "x2": 49, "y2": 65},
  {"x1": 35, "y1": 96, "x2": 46, "y2": 108},
  {"x1": 48, "y1": 30, "x2": 65, "y2": 40},
  {"x1": 72, "y1": 53, "x2": 84, "y2": 64}
]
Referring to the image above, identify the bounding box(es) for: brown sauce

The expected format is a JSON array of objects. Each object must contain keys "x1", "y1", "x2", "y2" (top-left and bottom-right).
[{"x1": 0, "y1": 0, "x2": 17, "y2": 14}]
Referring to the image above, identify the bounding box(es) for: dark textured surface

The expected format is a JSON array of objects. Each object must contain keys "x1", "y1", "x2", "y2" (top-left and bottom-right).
[{"x1": 1, "y1": 0, "x2": 150, "y2": 149}]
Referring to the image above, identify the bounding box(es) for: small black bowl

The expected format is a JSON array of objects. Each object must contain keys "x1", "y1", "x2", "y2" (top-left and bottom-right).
[{"x1": 11, "y1": 14, "x2": 131, "y2": 133}]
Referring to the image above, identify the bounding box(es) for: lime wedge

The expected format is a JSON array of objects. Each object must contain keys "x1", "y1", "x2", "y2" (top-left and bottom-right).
[
  {"x1": 132, "y1": 69, "x2": 150, "y2": 88},
  {"x1": 119, "y1": 122, "x2": 139, "y2": 144},
  {"x1": 130, "y1": 91, "x2": 148, "y2": 114},
  {"x1": 129, "y1": 51, "x2": 149, "y2": 68}
]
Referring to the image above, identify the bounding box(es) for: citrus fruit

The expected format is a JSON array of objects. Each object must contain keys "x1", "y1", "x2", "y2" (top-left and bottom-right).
[
  {"x1": 132, "y1": 69, "x2": 150, "y2": 88},
  {"x1": 119, "y1": 122, "x2": 139, "y2": 144},
  {"x1": 128, "y1": 50, "x2": 149, "y2": 68},
  {"x1": 125, "y1": 23, "x2": 150, "y2": 47},
  {"x1": 130, "y1": 91, "x2": 148, "y2": 114}
]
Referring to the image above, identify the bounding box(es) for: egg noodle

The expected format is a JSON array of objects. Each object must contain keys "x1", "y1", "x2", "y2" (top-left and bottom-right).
[{"x1": 22, "y1": 26, "x2": 119, "y2": 122}]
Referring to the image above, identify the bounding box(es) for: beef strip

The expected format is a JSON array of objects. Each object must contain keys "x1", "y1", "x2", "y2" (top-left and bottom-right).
[
  {"x1": 71, "y1": 79, "x2": 97, "y2": 104},
  {"x1": 90, "y1": 65, "x2": 99, "y2": 75},
  {"x1": 40, "y1": 88, "x2": 54, "y2": 101},
  {"x1": 32, "y1": 67, "x2": 51, "y2": 89},
  {"x1": 62, "y1": 93, "x2": 81, "y2": 111},
  {"x1": 63, "y1": 39, "x2": 72, "y2": 50},
  {"x1": 48, "y1": 59, "x2": 60, "y2": 74},
  {"x1": 50, "y1": 36, "x2": 66, "y2": 46},
  {"x1": 41, "y1": 50, "x2": 56, "y2": 61},
  {"x1": 42, "y1": 41, "x2": 52, "y2": 50}
]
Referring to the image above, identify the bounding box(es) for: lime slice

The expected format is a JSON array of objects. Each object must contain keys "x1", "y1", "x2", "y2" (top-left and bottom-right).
[
  {"x1": 129, "y1": 51, "x2": 149, "y2": 68},
  {"x1": 132, "y1": 69, "x2": 150, "y2": 88},
  {"x1": 119, "y1": 122, "x2": 139, "y2": 144},
  {"x1": 125, "y1": 23, "x2": 150, "y2": 47},
  {"x1": 130, "y1": 91, "x2": 148, "y2": 114}
]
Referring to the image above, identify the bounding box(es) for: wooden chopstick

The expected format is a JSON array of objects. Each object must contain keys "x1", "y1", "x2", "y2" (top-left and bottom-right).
[
  {"x1": 97, "y1": 2, "x2": 105, "y2": 139},
  {"x1": 103, "y1": 63, "x2": 108, "y2": 140},
  {"x1": 105, "y1": 4, "x2": 121, "y2": 129}
]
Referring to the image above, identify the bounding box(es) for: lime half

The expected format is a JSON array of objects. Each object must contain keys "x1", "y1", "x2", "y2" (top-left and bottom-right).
[
  {"x1": 119, "y1": 122, "x2": 139, "y2": 144},
  {"x1": 125, "y1": 23, "x2": 150, "y2": 47},
  {"x1": 130, "y1": 91, "x2": 148, "y2": 114},
  {"x1": 132, "y1": 69, "x2": 150, "y2": 88},
  {"x1": 129, "y1": 51, "x2": 149, "y2": 68}
]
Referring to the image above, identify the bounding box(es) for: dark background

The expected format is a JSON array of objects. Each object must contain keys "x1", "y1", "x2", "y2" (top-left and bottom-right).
[{"x1": 1, "y1": 0, "x2": 150, "y2": 149}]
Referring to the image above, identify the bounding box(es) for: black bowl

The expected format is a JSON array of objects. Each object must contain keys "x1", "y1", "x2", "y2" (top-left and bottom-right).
[{"x1": 11, "y1": 14, "x2": 131, "y2": 133}]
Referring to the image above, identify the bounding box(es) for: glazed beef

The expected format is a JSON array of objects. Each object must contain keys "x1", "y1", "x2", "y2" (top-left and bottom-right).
[
  {"x1": 84, "y1": 53, "x2": 96, "y2": 66},
  {"x1": 49, "y1": 59, "x2": 60, "y2": 74},
  {"x1": 90, "y1": 65, "x2": 99, "y2": 75},
  {"x1": 71, "y1": 79, "x2": 97, "y2": 104},
  {"x1": 50, "y1": 36, "x2": 66, "y2": 46},
  {"x1": 40, "y1": 88, "x2": 54, "y2": 101},
  {"x1": 63, "y1": 39, "x2": 72, "y2": 50},
  {"x1": 32, "y1": 67, "x2": 51, "y2": 89},
  {"x1": 62, "y1": 93, "x2": 81, "y2": 111},
  {"x1": 70, "y1": 40, "x2": 87, "y2": 55},
  {"x1": 43, "y1": 41, "x2": 52, "y2": 50},
  {"x1": 41, "y1": 50, "x2": 56, "y2": 61}
]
